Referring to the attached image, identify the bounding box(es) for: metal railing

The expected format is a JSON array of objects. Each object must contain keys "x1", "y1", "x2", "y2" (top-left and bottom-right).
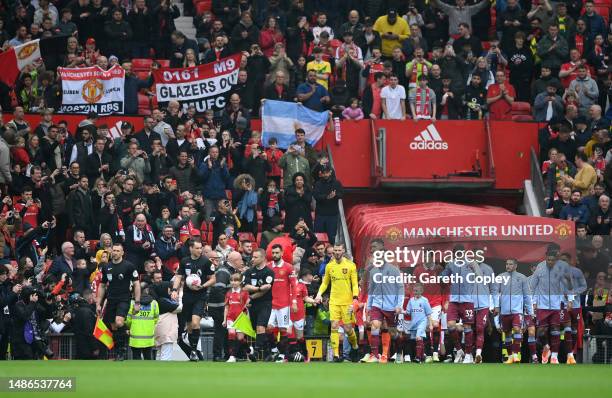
[
  {"x1": 327, "y1": 144, "x2": 353, "y2": 259},
  {"x1": 582, "y1": 334, "x2": 612, "y2": 364},
  {"x1": 484, "y1": 116, "x2": 496, "y2": 179},
  {"x1": 530, "y1": 147, "x2": 547, "y2": 216}
]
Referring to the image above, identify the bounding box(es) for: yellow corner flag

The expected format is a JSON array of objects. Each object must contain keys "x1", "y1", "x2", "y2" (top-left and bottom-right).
[
  {"x1": 93, "y1": 317, "x2": 114, "y2": 349},
  {"x1": 233, "y1": 312, "x2": 256, "y2": 338}
]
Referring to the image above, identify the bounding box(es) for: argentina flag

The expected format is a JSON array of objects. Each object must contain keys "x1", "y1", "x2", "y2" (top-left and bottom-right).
[{"x1": 262, "y1": 100, "x2": 330, "y2": 149}]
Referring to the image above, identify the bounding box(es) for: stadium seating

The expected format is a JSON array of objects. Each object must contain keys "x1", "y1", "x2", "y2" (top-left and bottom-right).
[{"x1": 132, "y1": 58, "x2": 153, "y2": 71}]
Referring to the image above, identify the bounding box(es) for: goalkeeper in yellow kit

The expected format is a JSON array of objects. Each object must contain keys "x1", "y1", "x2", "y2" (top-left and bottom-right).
[{"x1": 315, "y1": 243, "x2": 360, "y2": 362}]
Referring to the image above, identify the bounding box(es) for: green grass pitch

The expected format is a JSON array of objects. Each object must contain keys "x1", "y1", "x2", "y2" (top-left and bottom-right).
[{"x1": 1, "y1": 361, "x2": 610, "y2": 397}]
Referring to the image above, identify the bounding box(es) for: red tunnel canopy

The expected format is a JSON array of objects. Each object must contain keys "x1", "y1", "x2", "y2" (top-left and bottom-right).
[{"x1": 347, "y1": 202, "x2": 575, "y2": 267}]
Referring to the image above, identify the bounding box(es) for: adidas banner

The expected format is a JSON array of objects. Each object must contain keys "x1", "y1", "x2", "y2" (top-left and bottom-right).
[
  {"x1": 152, "y1": 54, "x2": 241, "y2": 112},
  {"x1": 410, "y1": 124, "x2": 448, "y2": 150},
  {"x1": 58, "y1": 65, "x2": 125, "y2": 115}
]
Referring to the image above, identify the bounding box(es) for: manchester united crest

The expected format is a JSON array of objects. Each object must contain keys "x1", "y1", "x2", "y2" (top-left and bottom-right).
[
  {"x1": 554, "y1": 223, "x2": 572, "y2": 239},
  {"x1": 81, "y1": 79, "x2": 104, "y2": 104},
  {"x1": 17, "y1": 42, "x2": 38, "y2": 60},
  {"x1": 385, "y1": 227, "x2": 402, "y2": 242}
]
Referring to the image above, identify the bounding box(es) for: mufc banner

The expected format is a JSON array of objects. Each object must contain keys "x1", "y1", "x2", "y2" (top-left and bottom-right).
[
  {"x1": 58, "y1": 65, "x2": 125, "y2": 115},
  {"x1": 152, "y1": 54, "x2": 240, "y2": 112}
]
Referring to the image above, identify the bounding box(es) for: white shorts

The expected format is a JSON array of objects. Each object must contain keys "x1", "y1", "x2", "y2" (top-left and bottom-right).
[
  {"x1": 292, "y1": 318, "x2": 305, "y2": 331},
  {"x1": 432, "y1": 306, "x2": 448, "y2": 329},
  {"x1": 268, "y1": 307, "x2": 291, "y2": 329}
]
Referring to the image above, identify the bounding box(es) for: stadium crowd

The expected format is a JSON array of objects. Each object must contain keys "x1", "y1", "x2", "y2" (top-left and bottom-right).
[{"x1": 0, "y1": 0, "x2": 611, "y2": 364}]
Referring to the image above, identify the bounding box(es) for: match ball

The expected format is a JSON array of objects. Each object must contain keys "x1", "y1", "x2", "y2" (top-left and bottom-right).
[{"x1": 185, "y1": 274, "x2": 201, "y2": 290}]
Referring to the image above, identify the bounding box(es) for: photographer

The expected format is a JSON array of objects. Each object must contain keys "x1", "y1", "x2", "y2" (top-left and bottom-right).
[
  {"x1": 120, "y1": 142, "x2": 151, "y2": 186},
  {"x1": 0, "y1": 265, "x2": 21, "y2": 360},
  {"x1": 71, "y1": 289, "x2": 98, "y2": 359},
  {"x1": 11, "y1": 286, "x2": 53, "y2": 359}
]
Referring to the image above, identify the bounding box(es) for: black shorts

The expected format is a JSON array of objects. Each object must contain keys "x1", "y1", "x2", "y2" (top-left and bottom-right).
[
  {"x1": 250, "y1": 301, "x2": 272, "y2": 328},
  {"x1": 104, "y1": 300, "x2": 130, "y2": 325},
  {"x1": 182, "y1": 294, "x2": 207, "y2": 320}
]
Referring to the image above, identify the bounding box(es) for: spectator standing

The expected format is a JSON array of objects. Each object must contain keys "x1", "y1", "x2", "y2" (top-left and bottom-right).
[
  {"x1": 537, "y1": 24, "x2": 569, "y2": 78},
  {"x1": 296, "y1": 70, "x2": 330, "y2": 112},
  {"x1": 259, "y1": 16, "x2": 285, "y2": 57},
  {"x1": 197, "y1": 146, "x2": 231, "y2": 221},
  {"x1": 104, "y1": 8, "x2": 133, "y2": 62},
  {"x1": 583, "y1": 1, "x2": 606, "y2": 41},
  {"x1": 563, "y1": 153, "x2": 598, "y2": 196},
  {"x1": 507, "y1": 32, "x2": 534, "y2": 102},
  {"x1": 128, "y1": 0, "x2": 152, "y2": 58},
  {"x1": 431, "y1": 0, "x2": 490, "y2": 37},
  {"x1": 569, "y1": 65, "x2": 599, "y2": 116},
  {"x1": 67, "y1": 176, "x2": 96, "y2": 239},
  {"x1": 313, "y1": 166, "x2": 343, "y2": 244},
  {"x1": 373, "y1": 9, "x2": 410, "y2": 58},
  {"x1": 486, "y1": 70, "x2": 516, "y2": 120},
  {"x1": 380, "y1": 75, "x2": 406, "y2": 120},
  {"x1": 534, "y1": 84, "x2": 565, "y2": 122},
  {"x1": 409, "y1": 75, "x2": 436, "y2": 122}
]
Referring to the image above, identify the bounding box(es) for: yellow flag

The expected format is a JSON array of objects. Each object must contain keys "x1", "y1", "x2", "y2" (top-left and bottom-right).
[{"x1": 233, "y1": 312, "x2": 256, "y2": 338}]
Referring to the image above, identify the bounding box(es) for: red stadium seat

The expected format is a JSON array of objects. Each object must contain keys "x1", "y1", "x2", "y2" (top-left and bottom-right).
[
  {"x1": 138, "y1": 93, "x2": 150, "y2": 109},
  {"x1": 237, "y1": 232, "x2": 256, "y2": 243},
  {"x1": 315, "y1": 233, "x2": 329, "y2": 243},
  {"x1": 512, "y1": 114, "x2": 534, "y2": 122},
  {"x1": 511, "y1": 101, "x2": 531, "y2": 115},
  {"x1": 196, "y1": 1, "x2": 212, "y2": 16},
  {"x1": 595, "y1": 6, "x2": 610, "y2": 23},
  {"x1": 156, "y1": 59, "x2": 170, "y2": 68},
  {"x1": 135, "y1": 70, "x2": 150, "y2": 81},
  {"x1": 132, "y1": 58, "x2": 153, "y2": 71}
]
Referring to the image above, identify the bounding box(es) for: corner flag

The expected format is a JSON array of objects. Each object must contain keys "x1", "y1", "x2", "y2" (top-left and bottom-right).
[
  {"x1": 233, "y1": 312, "x2": 256, "y2": 338},
  {"x1": 93, "y1": 317, "x2": 114, "y2": 349}
]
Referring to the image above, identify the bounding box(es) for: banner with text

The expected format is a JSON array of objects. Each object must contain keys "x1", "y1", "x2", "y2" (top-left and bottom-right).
[
  {"x1": 58, "y1": 65, "x2": 125, "y2": 115},
  {"x1": 153, "y1": 54, "x2": 241, "y2": 112}
]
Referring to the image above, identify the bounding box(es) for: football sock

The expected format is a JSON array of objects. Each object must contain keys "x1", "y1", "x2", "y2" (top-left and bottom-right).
[
  {"x1": 346, "y1": 328, "x2": 358, "y2": 349},
  {"x1": 370, "y1": 329, "x2": 380, "y2": 356},
  {"x1": 512, "y1": 333, "x2": 522, "y2": 357},
  {"x1": 550, "y1": 330, "x2": 561, "y2": 353},
  {"x1": 464, "y1": 326, "x2": 474, "y2": 354},
  {"x1": 476, "y1": 322, "x2": 486, "y2": 350},
  {"x1": 416, "y1": 339, "x2": 424, "y2": 360},
  {"x1": 330, "y1": 329, "x2": 340, "y2": 357},
  {"x1": 381, "y1": 331, "x2": 390, "y2": 357},
  {"x1": 528, "y1": 336, "x2": 537, "y2": 357},
  {"x1": 449, "y1": 327, "x2": 462, "y2": 351},
  {"x1": 255, "y1": 333, "x2": 267, "y2": 357},
  {"x1": 504, "y1": 335, "x2": 513, "y2": 355},
  {"x1": 115, "y1": 327, "x2": 127, "y2": 353},
  {"x1": 279, "y1": 331, "x2": 289, "y2": 356},
  {"x1": 432, "y1": 328, "x2": 440, "y2": 353},
  {"x1": 564, "y1": 327, "x2": 573, "y2": 354},
  {"x1": 188, "y1": 329, "x2": 200, "y2": 350}
]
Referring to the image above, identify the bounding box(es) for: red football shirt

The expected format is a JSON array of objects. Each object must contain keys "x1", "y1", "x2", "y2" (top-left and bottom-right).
[
  {"x1": 413, "y1": 264, "x2": 447, "y2": 308},
  {"x1": 268, "y1": 260, "x2": 296, "y2": 309},
  {"x1": 291, "y1": 281, "x2": 309, "y2": 321},
  {"x1": 225, "y1": 288, "x2": 250, "y2": 321},
  {"x1": 487, "y1": 83, "x2": 516, "y2": 120}
]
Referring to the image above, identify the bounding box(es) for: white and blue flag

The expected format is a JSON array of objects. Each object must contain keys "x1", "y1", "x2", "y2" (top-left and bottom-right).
[{"x1": 262, "y1": 100, "x2": 329, "y2": 149}]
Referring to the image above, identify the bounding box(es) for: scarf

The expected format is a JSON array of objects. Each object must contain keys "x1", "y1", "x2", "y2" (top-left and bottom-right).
[
  {"x1": 415, "y1": 87, "x2": 431, "y2": 118},
  {"x1": 178, "y1": 218, "x2": 196, "y2": 243},
  {"x1": 410, "y1": 61, "x2": 428, "y2": 83},
  {"x1": 238, "y1": 189, "x2": 258, "y2": 222},
  {"x1": 132, "y1": 223, "x2": 155, "y2": 245}
]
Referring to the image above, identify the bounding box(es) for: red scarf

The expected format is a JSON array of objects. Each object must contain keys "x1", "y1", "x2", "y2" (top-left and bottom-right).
[{"x1": 415, "y1": 87, "x2": 431, "y2": 117}]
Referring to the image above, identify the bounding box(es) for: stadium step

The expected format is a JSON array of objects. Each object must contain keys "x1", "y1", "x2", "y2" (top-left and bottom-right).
[{"x1": 175, "y1": 1, "x2": 197, "y2": 41}]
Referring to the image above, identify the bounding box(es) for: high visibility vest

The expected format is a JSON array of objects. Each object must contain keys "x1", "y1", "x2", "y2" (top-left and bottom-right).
[{"x1": 126, "y1": 300, "x2": 159, "y2": 348}]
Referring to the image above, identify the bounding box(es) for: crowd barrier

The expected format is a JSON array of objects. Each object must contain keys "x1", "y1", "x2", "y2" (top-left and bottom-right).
[{"x1": 582, "y1": 335, "x2": 612, "y2": 364}]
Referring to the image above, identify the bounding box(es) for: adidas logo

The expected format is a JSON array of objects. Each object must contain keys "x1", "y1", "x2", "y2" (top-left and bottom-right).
[{"x1": 410, "y1": 124, "x2": 449, "y2": 150}]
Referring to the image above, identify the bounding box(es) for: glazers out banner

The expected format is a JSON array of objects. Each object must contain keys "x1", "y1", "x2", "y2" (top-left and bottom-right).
[
  {"x1": 58, "y1": 65, "x2": 125, "y2": 115},
  {"x1": 152, "y1": 54, "x2": 241, "y2": 112}
]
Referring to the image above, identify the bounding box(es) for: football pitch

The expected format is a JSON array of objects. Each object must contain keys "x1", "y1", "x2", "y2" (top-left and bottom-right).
[{"x1": 1, "y1": 361, "x2": 610, "y2": 397}]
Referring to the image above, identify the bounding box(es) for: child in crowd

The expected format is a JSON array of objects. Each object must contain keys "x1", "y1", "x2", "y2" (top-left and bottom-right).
[
  {"x1": 342, "y1": 98, "x2": 364, "y2": 120},
  {"x1": 541, "y1": 148, "x2": 558, "y2": 177},
  {"x1": 265, "y1": 137, "x2": 283, "y2": 187}
]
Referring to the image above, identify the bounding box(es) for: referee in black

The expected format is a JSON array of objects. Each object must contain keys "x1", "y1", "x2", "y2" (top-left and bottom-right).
[
  {"x1": 243, "y1": 249, "x2": 274, "y2": 360},
  {"x1": 96, "y1": 243, "x2": 140, "y2": 361}
]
